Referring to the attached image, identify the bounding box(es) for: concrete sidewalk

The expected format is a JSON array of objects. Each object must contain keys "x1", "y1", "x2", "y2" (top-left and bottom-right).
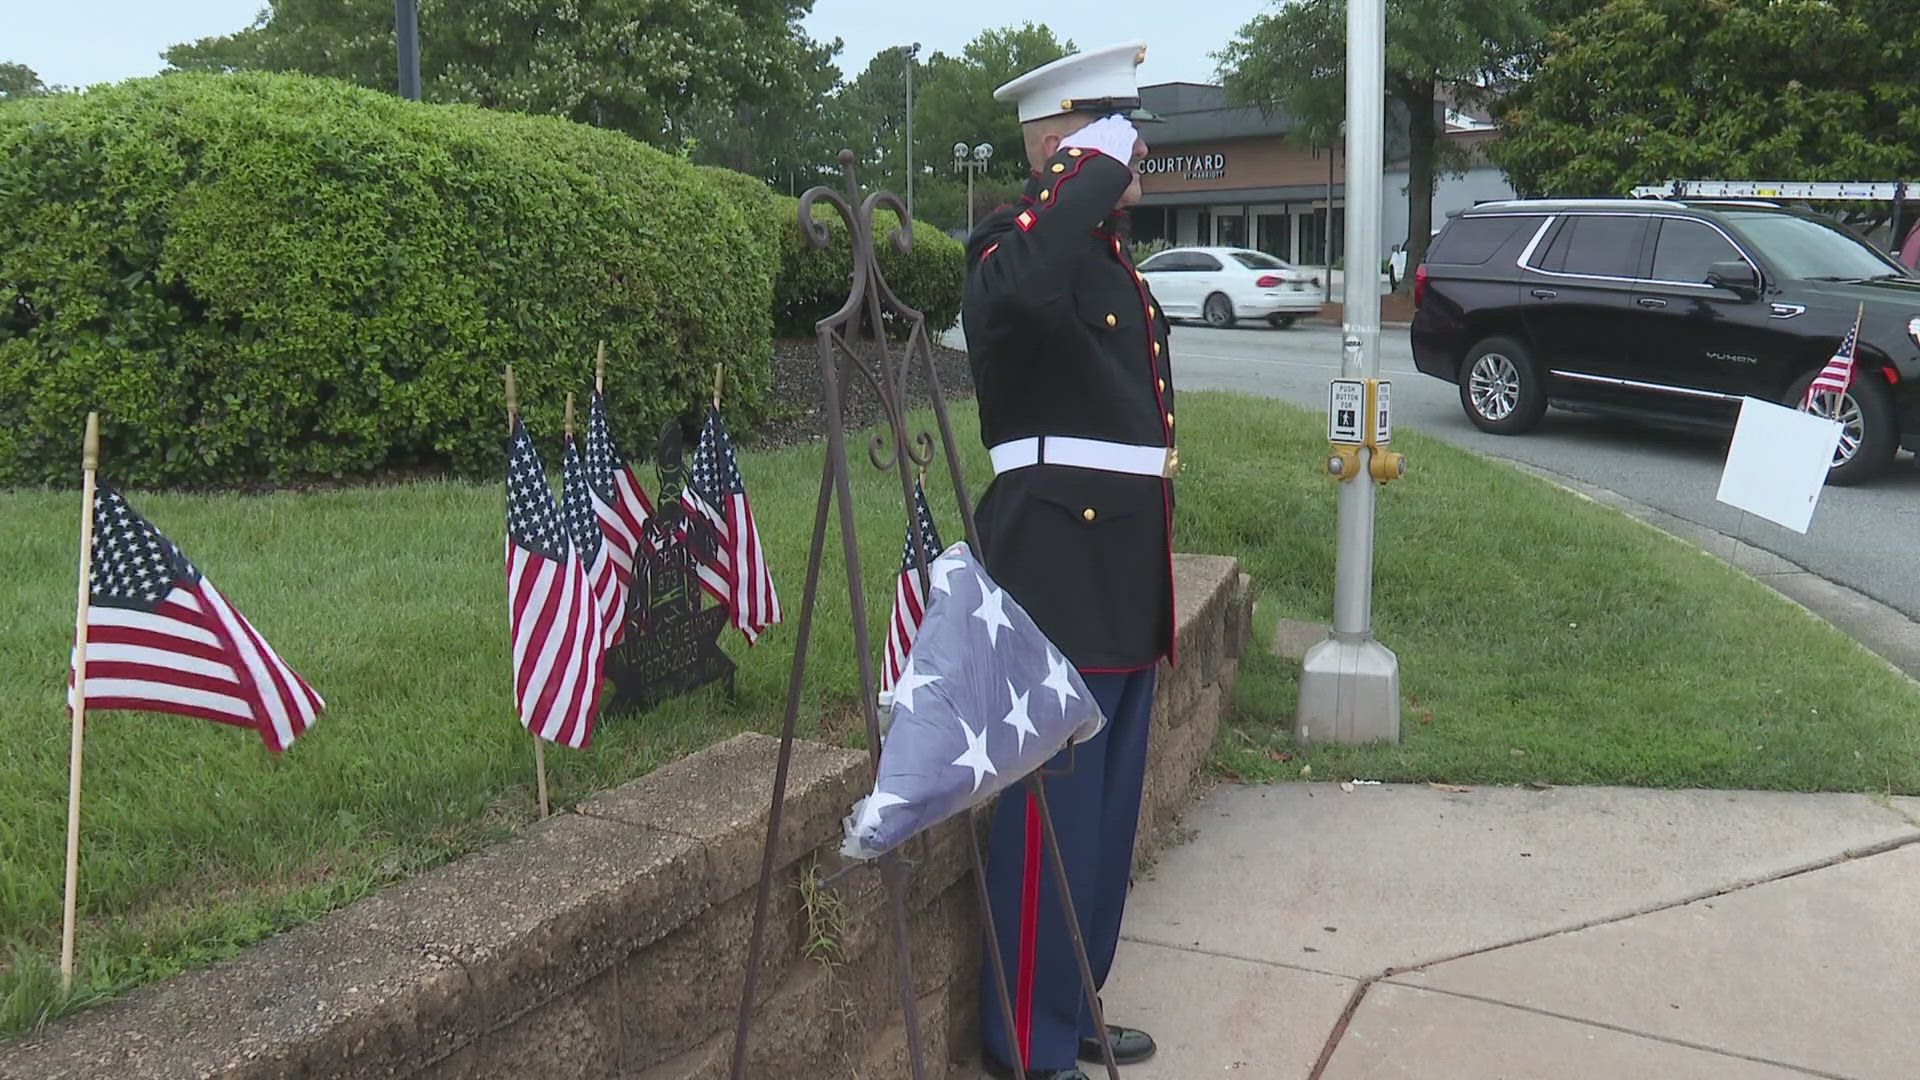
[{"x1": 1083, "y1": 783, "x2": 1920, "y2": 1079}]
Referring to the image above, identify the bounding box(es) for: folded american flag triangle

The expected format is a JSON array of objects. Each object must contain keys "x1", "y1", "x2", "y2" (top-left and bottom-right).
[
  {"x1": 71, "y1": 486, "x2": 325, "y2": 753},
  {"x1": 841, "y1": 542, "x2": 1105, "y2": 860}
]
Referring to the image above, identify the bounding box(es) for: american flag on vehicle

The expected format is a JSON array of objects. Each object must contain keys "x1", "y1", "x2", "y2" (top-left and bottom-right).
[
  {"x1": 506, "y1": 417, "x2": 606, "y2": 749},
  {"x1": 71, "y1": 487, "x2": 324, "y2": 753},
  {"x1": 1805, "y1": 304, "x2": 1863, "y2": 409}
]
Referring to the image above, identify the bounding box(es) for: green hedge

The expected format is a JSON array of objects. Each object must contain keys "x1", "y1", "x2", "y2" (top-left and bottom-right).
[
  {"x1": 0, "y1": 73, "x2": 773, "y2": 486},
  {"x1": 773, "y1": 198, "x2": 965, "y2": 338}
]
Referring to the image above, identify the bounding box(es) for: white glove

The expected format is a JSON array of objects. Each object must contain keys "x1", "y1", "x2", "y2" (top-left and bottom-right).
[{"x1": 1058, "y1": 114, "x2": 1140, "y2": 167}]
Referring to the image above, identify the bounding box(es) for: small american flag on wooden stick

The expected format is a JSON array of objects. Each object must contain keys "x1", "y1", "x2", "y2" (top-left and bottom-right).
[
  {"x1": 71, "y1": 487, "x2": 324, "y2": 752},
  {"x1": 880, "y1": 479, "x2": 944, "y2": 705}
]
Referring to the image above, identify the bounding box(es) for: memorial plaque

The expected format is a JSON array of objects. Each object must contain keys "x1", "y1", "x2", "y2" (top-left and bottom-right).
[{"x1": 604, "y1": 421, "x2": 736, "y2": 715}]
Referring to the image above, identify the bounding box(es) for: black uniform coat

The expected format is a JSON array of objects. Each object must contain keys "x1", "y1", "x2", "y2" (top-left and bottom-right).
[{"x1": 961, "y1": 145, "x2": 1177, "y2": 672}]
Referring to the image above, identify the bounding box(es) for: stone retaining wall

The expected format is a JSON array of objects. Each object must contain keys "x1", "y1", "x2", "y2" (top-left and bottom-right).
[{"x1": 4, "y1": 555, "x2": 1250, "y2": 1080}]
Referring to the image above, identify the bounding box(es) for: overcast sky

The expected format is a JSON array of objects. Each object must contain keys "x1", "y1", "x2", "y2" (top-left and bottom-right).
[{"x1": 11, "y1": 0, "x2": 1275, "y2": 92}]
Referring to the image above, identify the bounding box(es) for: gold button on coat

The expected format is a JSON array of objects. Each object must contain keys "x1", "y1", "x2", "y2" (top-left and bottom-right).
[
  {"x1": 1051, "y1": 163, "x2": 1065, "y2": 173},
  {"x1": 1166, "y1": 412, "x2": 1175, "y2": 427},
  {"x1": 1157, "y1": 378, "x2": 1166, "y2": 392},
  {"x1": 1081, "y1": 508, "x2": 1097, "y2": 522},
  {"x1": 1105, "y1": 313, "x2": 1117, "y2": 327},
  {"x1": 1067, "y1": 148, "x2": 1083, "y2": 157},
  {"x1": 1039, "y1": 189, "x2": 1050, "y2": 201},
  {"x1": 1149, "y1": 305, "x2": 1158, "y2": 318},
  {"x1": 1153, "y1": 341, "x2": 1161, "y2": 357}
]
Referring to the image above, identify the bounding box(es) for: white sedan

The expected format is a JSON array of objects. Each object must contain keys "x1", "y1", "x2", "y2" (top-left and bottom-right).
[{"x1": 1137, "y1": 246, "x2": 1325, "y2": 328}]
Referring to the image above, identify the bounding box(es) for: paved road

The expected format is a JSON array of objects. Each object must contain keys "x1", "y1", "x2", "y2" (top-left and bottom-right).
[
  {"x1": 1165, "y1": 321, "x2": 1920, "y2": 619},
  {"x1": 944, "y1": 321, "x2": 1920, "y2": 618}
]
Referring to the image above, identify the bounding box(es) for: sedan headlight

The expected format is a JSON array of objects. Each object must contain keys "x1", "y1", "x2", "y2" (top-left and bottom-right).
[{"x1": 1908, "y1": 316, "x2": 1920, "y2": 348}]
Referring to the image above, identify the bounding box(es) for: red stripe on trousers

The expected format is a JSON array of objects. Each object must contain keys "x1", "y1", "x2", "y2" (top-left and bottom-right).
[{"x1": 1015, "y1": 788, "x2": 1042, "y2": 1066}]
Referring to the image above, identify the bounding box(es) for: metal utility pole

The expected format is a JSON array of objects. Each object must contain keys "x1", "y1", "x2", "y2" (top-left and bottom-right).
[
  {"x1": 903, "y1": 43, "x2": 922, "y2": 221},
  {"x1": 394, "y1": 0, "x2": 420, "y2": 101},
  {"x1": 1296, "y1": 0, "x2": 1404, "y2": 744}
]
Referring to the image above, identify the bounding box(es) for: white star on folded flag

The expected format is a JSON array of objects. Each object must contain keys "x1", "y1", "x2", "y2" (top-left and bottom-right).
[
  {"x1": 971, "y1": 580, "x2": 1013, "y2": 646},
  {"x1": 999, "y1": 682, "x2": 1038, "y2": 753},
  {"x1": 841, "y1": 543, "x2": 1106, "y2": 860},
  {"x1": 70, "y1": 487, "x2": 325, "y2": 752},
  {"x1": 1042, "y1": 649, "x2": 1081, "y2": 713}
]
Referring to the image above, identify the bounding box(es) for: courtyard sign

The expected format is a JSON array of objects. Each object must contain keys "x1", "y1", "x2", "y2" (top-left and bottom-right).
[{"x1": 1140, "y1": 152, "x2": 1227, "y2": 181}]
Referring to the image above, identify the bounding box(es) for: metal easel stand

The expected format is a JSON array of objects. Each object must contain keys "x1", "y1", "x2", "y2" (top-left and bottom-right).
[{"x1": 727, "y1": 151, "x2": 1119, "y2": 1080}]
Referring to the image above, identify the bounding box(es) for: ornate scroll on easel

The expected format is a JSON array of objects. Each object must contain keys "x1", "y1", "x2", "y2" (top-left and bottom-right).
[{"x1": 603, "y1": 421, "x2": 735, "y2": 715}]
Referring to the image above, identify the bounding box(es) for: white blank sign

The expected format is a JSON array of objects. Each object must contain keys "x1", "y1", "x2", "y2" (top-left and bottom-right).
[{"x1": 1715, "y1": 397, "x2": 1842, "y2": 534}]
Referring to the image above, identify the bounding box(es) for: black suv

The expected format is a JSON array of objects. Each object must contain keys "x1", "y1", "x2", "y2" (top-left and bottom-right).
[{"x1": 1411, "y1": 199, "x2": 1920, "y2": 482}]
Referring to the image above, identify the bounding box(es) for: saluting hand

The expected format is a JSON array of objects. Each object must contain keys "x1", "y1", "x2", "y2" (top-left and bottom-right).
[{"x1": 1059, "y1": 114, "x2": 1143, "y2": 169}]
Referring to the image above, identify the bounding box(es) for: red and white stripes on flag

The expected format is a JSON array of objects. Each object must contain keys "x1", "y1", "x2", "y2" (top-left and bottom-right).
[
  {"x1": 1805, "y1": 305, "x2": 1863, "y2": 408},
  {"x1": 582, "y1": 391, "x2": 653, "y2": 647},
  {"x1": 881, "y1": 480, "x2": 945, "y2": 701},
  {"x1": 507, "y1": 418, "x2": 606, "y2": 749},
  {"x1": 72, "y1": 487, "x2": 324, "y2": 753},
  {"x1": 682, "y1": 407, "x2": 781, "y2": 644}
]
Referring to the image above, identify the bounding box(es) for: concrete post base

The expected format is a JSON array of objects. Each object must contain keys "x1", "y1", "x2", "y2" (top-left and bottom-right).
[{"x1": 1295, "y1": 634, "x2": 1401, "y2": 744}]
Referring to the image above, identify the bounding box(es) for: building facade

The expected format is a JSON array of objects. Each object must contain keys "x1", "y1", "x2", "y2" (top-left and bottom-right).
[{"x1": 1132, "y1": 82, "x2": 1515, "y2": 269}]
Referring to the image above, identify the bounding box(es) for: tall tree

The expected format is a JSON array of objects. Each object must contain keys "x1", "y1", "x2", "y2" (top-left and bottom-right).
[
  {"x1": 683, "y1": 33, "x2": 846, "y2": 194},
  {"x1": 0, "y1": 62, "x2": 48, "y2": 101},
  {"x1": 832, "y1": 46, "x2": 927, "y2": 194},
  {"x1": 1491, "y1": 0, "x2": 1920, "y2": 202},
  {"x1": 911, "y1": 24, "x2": 1076, "y2": 186},
  {"x1": 163, "y1": 0, "x2": 825, "y2": 149},
  {"x1": 1215, "y1": 0, "x2": 1542, "y2": 275}
]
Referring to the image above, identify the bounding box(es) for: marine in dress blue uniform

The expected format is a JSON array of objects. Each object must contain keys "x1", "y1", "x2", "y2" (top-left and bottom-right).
[{"x1": 966, "y1": 42, "x2": 1177, "y2": 1080}]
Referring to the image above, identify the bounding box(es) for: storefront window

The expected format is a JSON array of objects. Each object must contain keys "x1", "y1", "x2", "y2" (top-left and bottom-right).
[
  {"x1": 1257, "y1": 214, "x2": 1291, "y2": 260},
  {"x1": 1302, "y1": 207, "x2": 1346, "y2": 266},
  {"x1": 1216, "y1": 212, "x2": 1247, "y2": 248}
]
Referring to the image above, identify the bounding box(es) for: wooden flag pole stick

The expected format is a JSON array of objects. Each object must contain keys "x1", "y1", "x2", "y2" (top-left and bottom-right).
[
  {"x1": 595, "y1": 340, "x2": 607, "y2": 394},
  {"x1": 506, "y1": 368, "x2": 551, "y2": 819},
  {"x1": 61, "y1": 411, "x2": 101, "y2": 993},
  {"x1": 565, "y1": 392, "x2": 575, "y2": 438},
  {"x1": 712, "y1": 364, "x2": 724, "y2": 411}
]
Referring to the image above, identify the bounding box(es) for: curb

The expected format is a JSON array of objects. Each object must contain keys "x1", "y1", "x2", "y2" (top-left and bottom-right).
[{"x1": 1507, "y1": 460, "x2": 1920, "y2": 685}]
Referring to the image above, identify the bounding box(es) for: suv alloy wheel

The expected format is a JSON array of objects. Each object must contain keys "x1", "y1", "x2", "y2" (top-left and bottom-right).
[{"x1": 1459, "y1": 336, "x2": 1548, "y2": 434}]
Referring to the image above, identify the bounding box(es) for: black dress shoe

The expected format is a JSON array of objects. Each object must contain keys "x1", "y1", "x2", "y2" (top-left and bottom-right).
[
  {"x1": 982, "y1": 1055, "x2": 1091, "y2": 1080},
  {"x1": 1077, "y1": 1024, "x2": 1157, "y2": 1065}
]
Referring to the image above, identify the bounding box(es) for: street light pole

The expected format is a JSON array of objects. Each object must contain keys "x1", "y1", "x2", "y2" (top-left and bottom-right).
[
  {"x1": 954, "y1": 142, "x2": 994, "y2": 236},
  {"x1": 1296, "y1": 0, "x2": 1401, "y2": 744},
  {"x1": 902, "y1": 43, "x2": 922, "y2": 222},
  {"x1": 394, "y1": 0, "x2": 420, "y2": 101}
]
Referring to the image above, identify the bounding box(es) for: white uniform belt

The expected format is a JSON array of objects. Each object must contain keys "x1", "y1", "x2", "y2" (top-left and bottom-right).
[{"x1": 988, "y1": 436, "x2": 1178, "y2": 478}]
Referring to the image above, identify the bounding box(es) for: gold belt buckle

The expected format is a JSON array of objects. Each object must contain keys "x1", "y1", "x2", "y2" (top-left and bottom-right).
[{"x1": 1162, "y1": 445, "x2": 1181, "y2": 478}]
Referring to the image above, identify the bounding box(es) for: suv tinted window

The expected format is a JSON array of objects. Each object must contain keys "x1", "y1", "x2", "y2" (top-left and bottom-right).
[
  {"x1": 1651, "y1": 219, "x2": 1742, "y2": 284},
  {"x1": 1428, "y1": 215, "x2": 1545, "y2": 265},
  {"x1": 1717, "y1": 210, "x2": 1908, "y2": 281},
  {"x1": 1543, "y1": 215, "x2": 1646, "y2": 278}
]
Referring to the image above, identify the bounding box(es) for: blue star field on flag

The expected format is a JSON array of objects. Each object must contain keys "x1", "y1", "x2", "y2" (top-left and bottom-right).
[{"x1": 842, "y1": 542, "x2": 1105, "y2": 860}]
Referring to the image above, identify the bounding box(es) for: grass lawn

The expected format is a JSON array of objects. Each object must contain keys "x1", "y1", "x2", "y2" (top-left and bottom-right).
[{"x1": 3, "y1": 391, "x2": 1918, "y2": 1036}]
